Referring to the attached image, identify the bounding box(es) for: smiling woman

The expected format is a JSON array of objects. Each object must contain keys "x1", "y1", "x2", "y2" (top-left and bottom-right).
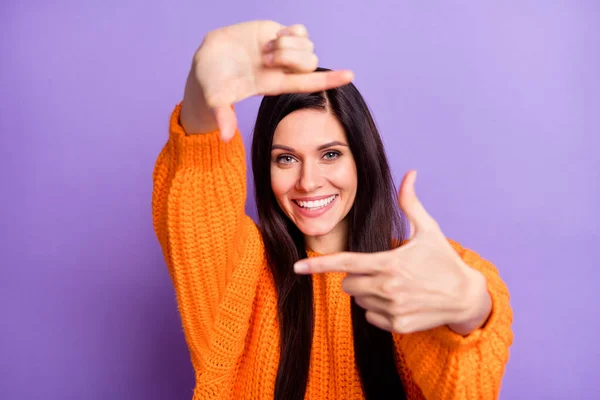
[
  {"x1": 250, "y1": 83, "x2": 409, "y2": 398},
  {"x1": 152, "y1": 20, "x2": 513, "y2": 400},
  {"x1": 268, "y1": 105, "x2": 357, "y2": 245}
]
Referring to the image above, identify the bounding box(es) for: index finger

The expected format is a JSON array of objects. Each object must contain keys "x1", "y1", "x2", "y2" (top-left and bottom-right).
[
  {"x1": 294, "y1": 251, "x2": 389, "y2": 275},
  {"x1": 279, "y1": 70, "x2": 354, "y2": 93}
]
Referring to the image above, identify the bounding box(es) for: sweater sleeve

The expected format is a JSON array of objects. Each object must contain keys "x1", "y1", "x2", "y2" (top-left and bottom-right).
[
  {"x1": 394, "y1": 239, "x2": 514, "y2": 400},
  {"x1": 152, "y1": 103, "x2": 264, "y2": 375}
]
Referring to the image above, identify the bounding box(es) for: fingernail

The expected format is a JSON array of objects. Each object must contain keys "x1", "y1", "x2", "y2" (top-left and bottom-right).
[
  {"x1": 294, "y1": 262, "x2": 308, "y2": 273},
  {"x1": 264, "y1": 40, "x2": 274, "y2": 52},
  {"x1": 294, "y1": 25, "x2": 307, "y2": 36}
]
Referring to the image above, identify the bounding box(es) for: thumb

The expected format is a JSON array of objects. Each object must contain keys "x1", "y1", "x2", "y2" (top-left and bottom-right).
[
  {"x1": 398, "y1": 170, "x2": 436, "y2": 236},
  {"x1": 212, "y1": 105, "x2": 238, "y2": 142}
]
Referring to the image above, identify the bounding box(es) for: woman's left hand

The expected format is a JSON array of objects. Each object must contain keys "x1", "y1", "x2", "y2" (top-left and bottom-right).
[{"x1": 294, "y1": 171, "x2": 492, "y2": 336}]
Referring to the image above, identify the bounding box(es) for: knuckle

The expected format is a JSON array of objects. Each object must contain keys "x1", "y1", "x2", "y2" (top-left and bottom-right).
[
  {"x1": 274, "y1": 35, "x2": 290, "y2": 49},
  {"x1": 355, "y1": 296, "x2": 366, "y2": 309},
  {"x1": 390, "y1": 298, "x2": 406, "y2": 315},
  {"x1": 301, "y1": 38, "x2": 314, "y2": 52},
  {"x1": 380, "y1": 278, "x2": 397, "y2": 295},
  {"x1": 392, "y1": 317, "x2": 408, "y2": 333},
  {"x1": 379, "y1": 279, "x2": 390, "y2": 294},
  {"x1": 389, "y1": 267, "x2": 404, "y2": 282},
  {"x1": 310, "y1": 53, "x2": 319, "y2": 69},
  {"x1": 388, "y1": 262, "x2": 404, "y2": 278},
  {"x1": 341, "y1": 278, "x2": 350, "y2": 292},
  {"x1": 343, "y1": 277, "x2": 360, "y2": 294},
  {"x1": 365, "y1": 310, "x2": 379, "y2": 326},
  {"x1": 273, "y1": 50, "x2": 289, "y2": 64}
]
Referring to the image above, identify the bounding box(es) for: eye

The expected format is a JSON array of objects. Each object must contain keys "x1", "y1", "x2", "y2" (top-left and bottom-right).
[
  {"x1": 276, "y1": 154, "x2": 297, "y2": 164},
  {"x1": 323, "y1": 151, "x2": 341, "y2": 161}
]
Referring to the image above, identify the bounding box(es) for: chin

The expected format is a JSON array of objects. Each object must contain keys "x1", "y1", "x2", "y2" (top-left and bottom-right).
[{"x1": 295, "y1": 221, "x2": 337, "y2": 238}]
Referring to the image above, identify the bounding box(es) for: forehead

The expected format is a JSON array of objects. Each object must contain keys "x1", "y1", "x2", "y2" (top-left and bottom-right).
[{"x1": 273, "y1": 109, "x2": 347, "y2": 148}]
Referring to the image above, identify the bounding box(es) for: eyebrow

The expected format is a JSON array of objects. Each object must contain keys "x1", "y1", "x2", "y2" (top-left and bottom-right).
[{"x1": 271, "y1": 141, "x2": 349, "y2": 152}]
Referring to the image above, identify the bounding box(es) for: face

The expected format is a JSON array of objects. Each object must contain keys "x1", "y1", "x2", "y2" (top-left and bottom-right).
[{"x1": 270, "y1": 108, "x2": 358, "y2": 239}]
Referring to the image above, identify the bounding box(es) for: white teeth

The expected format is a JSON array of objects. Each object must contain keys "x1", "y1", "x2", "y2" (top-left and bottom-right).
[{"x1": 296, "y1": 195, "x2": 336, "y2": 210}]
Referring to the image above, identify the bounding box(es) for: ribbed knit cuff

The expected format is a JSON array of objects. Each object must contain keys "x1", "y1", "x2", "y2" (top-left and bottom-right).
[
  {"x1": 424, "y1": 268, "x2": 508, "y2": 353},
  {"x1": 434, "y1": 293, "x2": 497, "y2": 352},
  {"x1": 169, "y1": 103, "x2": 244, "y2": 170}
]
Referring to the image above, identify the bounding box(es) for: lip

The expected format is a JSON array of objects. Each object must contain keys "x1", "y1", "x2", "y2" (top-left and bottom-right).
[
  {"x1": 292, "y1": 195, "x2": 338, "y2": 218},
  {"x1": 293, "y1": 194, "x2": 337, "y2": 201}
]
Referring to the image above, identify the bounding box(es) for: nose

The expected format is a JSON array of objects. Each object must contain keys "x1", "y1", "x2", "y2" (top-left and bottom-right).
[{"x1": 295, "y1": 160, "x2": 324, "y2": 193}]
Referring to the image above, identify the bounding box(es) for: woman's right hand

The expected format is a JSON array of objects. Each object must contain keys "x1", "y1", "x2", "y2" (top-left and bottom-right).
[{"x1": 181, "y1": 20, "x2": 354, "y2": 140}]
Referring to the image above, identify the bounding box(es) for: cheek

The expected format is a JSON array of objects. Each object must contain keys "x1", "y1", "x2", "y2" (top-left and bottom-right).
[
  {"x1": 327, "y1": 159, "x2": 357, "y2": 192},
  {"x1": 270, "y1": 167, "x2": 296, "y2": 199}
]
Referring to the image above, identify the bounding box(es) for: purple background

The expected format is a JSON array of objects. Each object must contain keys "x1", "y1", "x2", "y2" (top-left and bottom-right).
[{"x1": 1, "y1": 1, "x2": 598, "y2": 399}]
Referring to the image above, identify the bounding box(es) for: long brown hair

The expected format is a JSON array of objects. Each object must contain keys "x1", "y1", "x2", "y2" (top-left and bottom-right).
[{"x1": 251, "y1": 68, "x2": 408, "y2": 400}]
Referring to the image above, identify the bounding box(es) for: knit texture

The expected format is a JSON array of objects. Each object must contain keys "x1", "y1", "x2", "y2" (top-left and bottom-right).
[{"x1": 152, "y1": 104, "x2": 513, "y2": 399}]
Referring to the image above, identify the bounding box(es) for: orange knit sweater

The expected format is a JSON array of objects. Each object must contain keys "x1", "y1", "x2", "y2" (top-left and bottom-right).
[{"x1": 152, "y1": 104, "x2": 513, "y2": 399}]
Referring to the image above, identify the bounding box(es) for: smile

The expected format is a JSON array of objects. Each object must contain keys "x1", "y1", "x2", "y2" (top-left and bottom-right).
[
  {"x1": 294, "y1": 195, "x2": 337, "y2": 210},
  {"x1": 292, "y1": 195, "x2": 338, "y2": 218}
]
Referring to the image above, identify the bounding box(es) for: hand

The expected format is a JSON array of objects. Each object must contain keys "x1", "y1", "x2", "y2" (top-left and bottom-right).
[
  {"x1": 294, "y1": 171, "x2": 492, "y2": 335},
  {"x1": 188, "y1": 20, "x2": 354, "y2": 140}
]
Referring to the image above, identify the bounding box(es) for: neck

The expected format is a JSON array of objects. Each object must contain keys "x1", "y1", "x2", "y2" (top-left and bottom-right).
[{"x1": 304, "y1": 218, "x2": 349, "y2": 255}]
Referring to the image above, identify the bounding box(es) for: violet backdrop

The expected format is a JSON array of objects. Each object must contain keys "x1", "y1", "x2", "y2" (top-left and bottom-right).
[{"x1": 1, "y1": 0, "x2": 598, "y2": 399}]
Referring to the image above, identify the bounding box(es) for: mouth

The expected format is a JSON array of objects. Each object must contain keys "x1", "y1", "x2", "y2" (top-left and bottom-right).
[{"x1": 292, "y1": 194, "x2": 338, "y2": 218}]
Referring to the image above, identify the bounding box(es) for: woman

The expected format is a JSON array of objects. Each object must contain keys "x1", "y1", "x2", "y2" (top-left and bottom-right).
[{"x1": 152, "y1": 20, "x2": 513, "y2": 400}]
